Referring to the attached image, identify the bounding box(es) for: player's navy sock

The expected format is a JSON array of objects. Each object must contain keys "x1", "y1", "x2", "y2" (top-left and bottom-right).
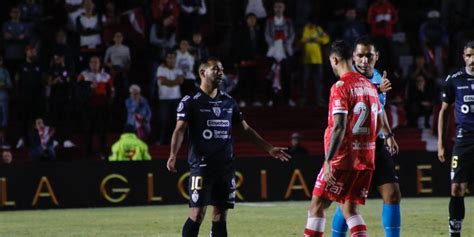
[
  {"x1": 210, "y1": 221, "x2": 227, "y2": 237},
  {"x1": 332, "y1": 206, "x2": 348, "y2": 237},
  {"x1": 346, "y1": 215, "x2": 368, "y2": 237},
  {"x1": 449, "y1": 196, "x2": 465, "y2": 237},
  {"x1": 182, "y1": 218, "x2": 201, "y2": 237},
  {"x1": 304, "y1": 214, "x2": 325, "y2": 237},
  {"x1": 382, "y1": 203, "x2": 401, "y2": 237}
]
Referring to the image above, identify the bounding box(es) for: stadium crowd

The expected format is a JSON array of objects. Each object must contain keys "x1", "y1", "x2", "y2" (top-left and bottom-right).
[{"x1": 0, "y1": 0, "x2": 472, "y2": 161}]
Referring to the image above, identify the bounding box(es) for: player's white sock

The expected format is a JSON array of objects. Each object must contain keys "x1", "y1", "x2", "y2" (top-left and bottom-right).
[
  {"x1": 304, "y1": 212, "x2": 325, "y2": 237},
  {"x1": 346, "y1": 215, "x2": 368, "y2": 237}
]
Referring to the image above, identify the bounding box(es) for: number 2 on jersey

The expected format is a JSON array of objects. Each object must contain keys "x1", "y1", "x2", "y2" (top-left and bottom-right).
[{"x1": 352, "y1": 102, "x2": 378, "y2": 135}]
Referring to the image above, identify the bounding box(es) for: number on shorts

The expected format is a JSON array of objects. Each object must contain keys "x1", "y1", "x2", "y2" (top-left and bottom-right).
[
  {"x1": 191, "y1": 176, "x2": 203, "y2": 190},
  {"x1": 452, "y1": 156, "x2": 458, "y2": 169}
]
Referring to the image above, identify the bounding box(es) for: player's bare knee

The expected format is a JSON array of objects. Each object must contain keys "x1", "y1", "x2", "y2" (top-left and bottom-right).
[
  {"x1": 189, "y1": 208, "x2": 207, "y2": 223},
  {"x1": 382, "y1": 189, "x2": 401, "y2": 204},
  {"x1": 451, "y1": 183, "x2": 466, "y2": 197},
  {"x1": 211, "y1": 207, "x2": 228, "y2": 222},
  {"x1": 308, "y1": 197, "x2": 327, "y2": 217}
]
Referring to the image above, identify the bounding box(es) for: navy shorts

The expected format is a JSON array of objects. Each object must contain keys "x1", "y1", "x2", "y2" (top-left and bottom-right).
[
  {"x1": 188, "y1": 167, "x2": 236, "y2": 209},
  {"x1": 451, "y1": 141, "x2": 474, "y2": 183},
  {"x1": 372, "y1": 138, "x2": 399, "y2": 187}
]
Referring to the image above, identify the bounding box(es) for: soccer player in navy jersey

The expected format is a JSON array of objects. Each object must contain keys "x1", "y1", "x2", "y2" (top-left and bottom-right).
[
  {"x1": 331, "y1": 37, "x2": 401, "y2": 237},
  {"x1": 166, "y1": 57, "x2": 291, "y2": 237},
  {"x1": 438, "y1": 41, "x2": 474, "y2": 237}
]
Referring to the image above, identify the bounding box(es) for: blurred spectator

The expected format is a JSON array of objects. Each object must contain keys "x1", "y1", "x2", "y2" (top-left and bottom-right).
[
  {"x1": 108, "y1": 125, "x2": 151, "y2": 161},
  {"x1": 149, "y1": 12, "x2": 177, "y2": 63},
  {"x1": 104, "y1": 32, "x2": 131, "y2": 100},
  {"x1": 419, "y1": 10, "x2": 448, "y2": 76},
  {"x1": 47, "y1": 51, "x2": 75, "y2": 148},
  {"x1": 291, "y1": 0, "x2": 315, "y2": 36},
  {"x1": 16, "y1": 45, "x2": 45, "y2": 149},
  {"x1": 178, "y1": 0, "x2": 207, "y2": 38},
  {"x1": 335, "y1": 6, "x2": 367, "y2": 45},
  {"x1": 151, "y1": 0, "x2": 180, "y2": 23},
  {"x1": 234, "y1": 13, "x2": 265, "y2": 107},
  {"x1": 244, "y1": 0, "x2": 267, "y2": 26},
  {"x1": 52, "y1": 29, "x2": 77, "y2": 74},
  {"x1": 287, "y1": 132, "x2": 309, "y2": 159},
  {"x1": 155, "y1": 51, "x2": 183, "y2": 144},
  {"x1": 175, "y1": 38, "x2": 197, "y2": 96},
  {"x1": 77, "y1": 56, "x2": 114, "y2": 157},
  {"x1": 76, "y1": 0, "x2": 104, "y2": 69},
  {"x1": 65, "y1": 0, "x2": 85, "y2": 31},
  {"x1": 300, "y1": 17, "x2": 329, "y2": 107},
  {"x1": 2, "y1": 6, "x2": 30, "y2": 77},
  {"x1": 406, "y1": 74, "x2": 435, "y2": 128},
  {"x1": 104, "y1": 1, "x2": 120, "y2": 27},
  {"x1": 0, "y1": 56, "x2": 12, "y2": 144},
  {"x1": 367, "y1": 0, "x2": 398, "y2": 70},
  {"x1": 19, "y1": 0, "x2": 43, "y2": 23},
  {"x1": 407, "y1": 54, "x2": 436, "y2": 82},
  {"x1": 2, "y1": 148, "x2": 13, "y2": 164},
  {"x1": 29, "y1": 118, "x2": 56, "y2": 161},
  {"x1": 265, "y1": 0, "x2": 295, "y2": 106},
  {"x1": 126, "y1": 84, "x2": 151, "y2": 141},
  {"x1": 190, "y1": 31, "x2": 209, "y2": 65}
]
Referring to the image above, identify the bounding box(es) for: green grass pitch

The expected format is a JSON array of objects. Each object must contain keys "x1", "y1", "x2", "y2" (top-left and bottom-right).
[{"x1": 1, "y1": 197, "x2": 473, "y2": 236}]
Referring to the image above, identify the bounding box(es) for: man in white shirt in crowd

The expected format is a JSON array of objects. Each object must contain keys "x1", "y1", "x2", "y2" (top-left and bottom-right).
[
  {"x1": 105, "y1": 32, "x2": 131, "y2": 99},
  {"x1": 156, "y1": 51, "x2": 184, "y2": 144},
  {"x1": 175, "y1": 38, "x2": 196, "y2": 96}
]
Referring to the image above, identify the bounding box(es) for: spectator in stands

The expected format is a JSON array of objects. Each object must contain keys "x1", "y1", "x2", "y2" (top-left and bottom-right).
[
  {"x1": 19, "y1": 0, "x2": 43, "y2": 23},
  {"x1": 77, "y1": 56, "x2": 114, "y2": 157},
  {"x1": 29, "y1": 118, "x2": 56, "y2": 161},
  {"x1": 149, "y1": 12, "x2": 177, "y2": 63},
  {"x1": 155, "y1": 51, "x2": 183, "y2": 144},
  {"x1": 406, "y1": 73, "x2": 435, "y2": 128},
  {"x1": 367, "y1": 0, "x2": 398, "y2": 70},
  {"x1": 2, "y1": 6, "x2": 30, "y2": 77},
  {"x1": 76, "y1": 0, "x2": 104, "y2": 69},
  {"x1": 108, "y1": 125, "x2": 151, "y2": 161},
  {"x1": 287, "y1": 132, "x2": 309, "y2": 159},
  {"x1": 126, "y1": 84, "x2": 151, "y2": 141},
  {"x1": 16, "y1": 45, "x2": 45, "y2": 149},
  {"x1": 176, "y1": 38, "x2": 197, "y2": 96},
  {"x1": 47, "y1": 51, "x2": 75, "y2": 148},
  {"x1": 1, "y1": 147, "x2": 12, "y2": 164},
  {"x1": 244, "y1": 0, "x2": 267, "y2": 27},
  {"x1": 0, "y1": 56, "x2": 12, "y2": 145},
  {"x1": 265, "y1": 0, "x2": 295, "y2": 107},
  {"x1": 178, "y1": 0, "x2": 207, "y2": 38},
  {"x1": 52, "y1": 29, "x2": 76, "y2": 74},
  {"x1": 336, "y1": 5, "x2": 367, "y2": 45},
  {"x1": 151, "y1": 0, "x2": 180, "y2": 23},
  {"x1": 190, "y1": 31, "x2": 209, "y2": 65},
  {"x1": 104, "y1": 32, "x2": 131, "y2": 100},
  {"x1": 419, "y1": 10, "x2": 448, "y2": 76},
  {"x1": 408, "y1": 53, "x2": 436, "y2": 82},
  {"x1": 234, "y1": 13, "x2": 265, "y2": 107},
  {"x1": 300, "y1": 16, "x2": 329, "y2": 107},
  {"x1": 65, "y1": 0, "x2": 84, "y2": 32}
]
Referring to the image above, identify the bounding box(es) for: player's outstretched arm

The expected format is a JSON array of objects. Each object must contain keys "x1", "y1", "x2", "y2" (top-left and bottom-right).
[
  {"x1": 237, "y1": 120, "x2": 291, "y2": 161},
  {"x1": 167, "y1": 120, "x2": 188, "y2": 172},
  {"x1": 437, "y1": 102, "x2": 452, "y2": 162},
  {"x1": 381, "y1": 110, "x2": 399, "y2": 155},
  {"x1": 324, "y1": 113, "x2": 347, "y2": 185}
]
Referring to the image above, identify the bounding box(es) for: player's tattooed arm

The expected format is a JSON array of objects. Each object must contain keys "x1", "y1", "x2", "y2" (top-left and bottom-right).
[
  {"x1": 437, "y1": 102, "x2": 453, "y2": 163},
  {"x1": 324, "y1": 114, "x2": 347, "y2": 185},
  {"x1": 237, "y1": 120, "x2": 291, "y2": 161},
  {"x1": 167, "y1": 120, "x2": 189, "y2": 172}
]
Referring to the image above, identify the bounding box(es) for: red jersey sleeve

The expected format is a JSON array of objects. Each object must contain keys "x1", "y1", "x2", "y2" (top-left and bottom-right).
[{"x1": 329, "y1": 81, "x2": 350, "y2": 115}]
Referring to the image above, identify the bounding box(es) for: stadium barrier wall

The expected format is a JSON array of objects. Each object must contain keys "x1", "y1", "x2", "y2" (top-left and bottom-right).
[{"x1": 0, "y1": 151, "x2": 465, "y2": 210}]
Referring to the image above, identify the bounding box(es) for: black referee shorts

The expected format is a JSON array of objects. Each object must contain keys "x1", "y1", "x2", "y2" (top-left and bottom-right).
[
  {"x1": 372, "y1": 137, "x2": 399, "y2": 187},
  {"x1": 451, "y1": 140, "x2": 474, "y2": 184}
]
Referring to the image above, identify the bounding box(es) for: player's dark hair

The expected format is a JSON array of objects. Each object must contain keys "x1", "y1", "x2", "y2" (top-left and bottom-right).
[
  {"x1": 464, "y1": 41, "x2": 474, "y2": 50},
  {"x1": 199, "y1": 57, "x2": 220, "y2": 72},
  {"x1": 354, "y1": 36, "x2": 378, "y2": 52},
  {"x1": 330, "y1": 40, "x2": 352, "y2": 60}
]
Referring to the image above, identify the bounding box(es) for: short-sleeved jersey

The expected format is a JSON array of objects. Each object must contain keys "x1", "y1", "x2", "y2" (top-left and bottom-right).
[
  {"x1": 324, "y1": 71, "x2": 382, "y2": 170},
  {"x1": 177, "y1": 90, "x2": 243, "y2": 169},
  {"x1": 442, "y1": 68, "x2": 474, "y2": 142}
]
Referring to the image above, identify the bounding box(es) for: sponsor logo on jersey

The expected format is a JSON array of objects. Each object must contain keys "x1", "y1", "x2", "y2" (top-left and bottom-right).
[
  {"x1": 326, "y1": 182, "x2": 343, "y2": 195},
  {"x1": 335, "y1": 99, "x2": 341, "y2": 106},
  {"x1": 207, "y1": 120, "x2": 230, "y2": 127},
  {"x1": 202, "y1": 129, "x2": 230, "y2": 139},
  {"x1": 177, "y1": 102, "x2": 184, "y2": 112},
  {"x1": 223, "y1": 108, "x2": 233, "y2": 113},
  {"x1": 463, "y1": 95, "x2": 474, "y2": 102},
  {"x1": 352, "y1": 141, "x2": 376, "y2": 150},
  {"x1": 457, "y1": 86, "x2": 469, "y2": 89},
  {"x1": 360, "y1": 188, "x2": 368, "y2": 198},
  {"x1": 191, "y1": 190, "x2": 199, "y2": 203},
  {"x1": 213, "y1": 107, "x2": 221, "y2": 117},
  {"x1": 336, "y1": 81, "x2": 344, "y2": 87},
  {"x1": 200, "y1": 109, "x2": 211, "y2": 112}
]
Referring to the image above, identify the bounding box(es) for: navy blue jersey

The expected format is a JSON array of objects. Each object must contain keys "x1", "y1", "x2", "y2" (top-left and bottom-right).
[
  {"x1": 177, "y1": 90, "x2": 243, "y2": 169},
  {"x1": 442, "y1": 68, "x2": 474, "y2": 141}
]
